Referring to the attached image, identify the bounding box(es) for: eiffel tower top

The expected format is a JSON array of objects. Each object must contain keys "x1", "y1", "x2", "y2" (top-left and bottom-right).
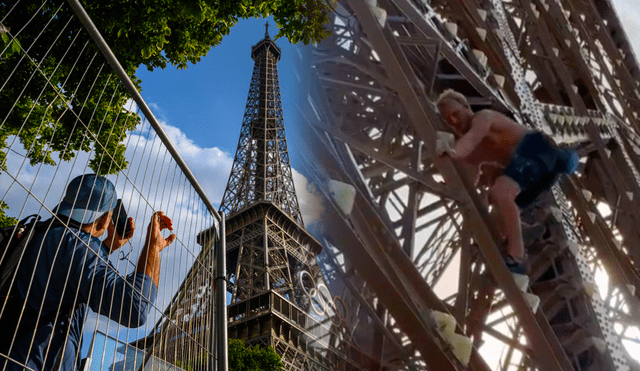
[
  {"x1": 250, "y1": 21, "x2": 280, "y2": 62},
  {"x1": 219, "y1": 26, "x2": 303, "y2": 224}
]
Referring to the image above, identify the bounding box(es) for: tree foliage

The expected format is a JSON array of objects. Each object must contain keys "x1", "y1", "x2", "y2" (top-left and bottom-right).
[
  {"x1": 170, "y1": 339, "x2": 283, "y2": 371},
  {"x1": 0, "y1": 0, "x2": 332, "y2": 175},
  {"x1": 228, "y1": 338, "x2": 284, "y2": 371},
  {"x1": 0, "y1": 202, "x2": 17, "y2": 228}
]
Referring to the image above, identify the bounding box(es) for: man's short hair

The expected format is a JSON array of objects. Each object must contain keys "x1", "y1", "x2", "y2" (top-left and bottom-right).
[{"x1": 436, "y1": 89, "x2": 471, "y2": 110}]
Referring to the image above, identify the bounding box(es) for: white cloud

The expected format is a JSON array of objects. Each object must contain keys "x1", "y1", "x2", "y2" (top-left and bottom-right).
[
  {"x1": 123, "y1": 99, "x2": 137, "y2": 113},
  {"x1": 155, "y1": 121, "x2": 232, "y2": 204},
  {"x1": 292, "y1": 168, "x2": 325, "y2": 226}
]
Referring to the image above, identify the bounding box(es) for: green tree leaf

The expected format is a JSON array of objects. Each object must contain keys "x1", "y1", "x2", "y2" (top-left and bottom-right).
[
  {"x1": 228, "y1": 338, "x2": 284, "y2": 371},
  {"x1": 0, "y1": 201, "x2": 17, "y2": 228}
]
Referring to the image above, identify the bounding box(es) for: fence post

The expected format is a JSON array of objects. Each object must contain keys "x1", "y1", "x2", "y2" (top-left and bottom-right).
[{"x1": 216, "y1": 213, "x2": 228, "y2": 371}]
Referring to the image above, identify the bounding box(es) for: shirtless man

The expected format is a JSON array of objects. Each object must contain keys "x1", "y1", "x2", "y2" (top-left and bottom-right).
[{"x1": 436, "y1": 90, "x2": 578, "y2": 273}]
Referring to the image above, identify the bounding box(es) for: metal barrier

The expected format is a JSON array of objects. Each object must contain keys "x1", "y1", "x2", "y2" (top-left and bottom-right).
[{"x1": 0, "y1": 1, "x2": 225, "y2": 370}]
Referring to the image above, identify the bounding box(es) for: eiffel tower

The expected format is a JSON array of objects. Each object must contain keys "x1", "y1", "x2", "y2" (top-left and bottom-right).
[{"x1": 218, "y1": 24, "x2": 376, "y2": 370}]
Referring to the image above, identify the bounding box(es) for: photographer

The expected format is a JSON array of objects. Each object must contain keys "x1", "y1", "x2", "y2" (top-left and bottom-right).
[{"x1": 0, "y1": 174, "x2": 175, "y2": 371}]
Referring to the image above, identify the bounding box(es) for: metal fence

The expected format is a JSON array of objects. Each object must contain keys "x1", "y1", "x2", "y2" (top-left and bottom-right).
[
  {"x1": 1, "y1": 1, "x2": 224, "y2": 370},
  {"x1": 85, "y1": 331, "x2": 181, "y2": 371}
]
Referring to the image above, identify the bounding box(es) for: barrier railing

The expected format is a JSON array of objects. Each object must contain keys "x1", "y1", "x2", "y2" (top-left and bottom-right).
[{"x1": 0, "y1": 1, "x2": 224, "y2": 370}]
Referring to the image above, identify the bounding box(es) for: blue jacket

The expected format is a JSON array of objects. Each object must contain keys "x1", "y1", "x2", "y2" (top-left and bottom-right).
[{"x1": 0, "y1": 223, "x2": 157, "y2": 371}]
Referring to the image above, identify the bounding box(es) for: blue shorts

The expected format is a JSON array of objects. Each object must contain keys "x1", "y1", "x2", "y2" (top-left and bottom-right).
[{"x1": 503, "y1": 132, "x2": 563, "y2": 207}]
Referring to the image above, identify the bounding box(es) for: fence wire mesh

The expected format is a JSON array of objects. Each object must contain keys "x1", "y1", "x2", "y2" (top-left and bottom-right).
[{"x1": 1, "y1": 2, "x2": 219, "y2": 370}]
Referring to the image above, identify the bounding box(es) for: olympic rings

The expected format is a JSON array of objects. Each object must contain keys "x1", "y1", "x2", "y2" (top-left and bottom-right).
[{"x1": 297, "y1": 270, "x2": 348, "y2": 323}]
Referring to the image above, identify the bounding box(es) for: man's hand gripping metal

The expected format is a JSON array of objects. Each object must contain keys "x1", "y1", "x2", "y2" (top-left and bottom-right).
[{"x1": 436, "y1": 131, "x2": 456, "y2": 157}]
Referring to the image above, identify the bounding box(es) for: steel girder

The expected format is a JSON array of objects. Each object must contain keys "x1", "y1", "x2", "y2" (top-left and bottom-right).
[{"x1": 295, "y1": 0, "x2": 640, "y2": 369}]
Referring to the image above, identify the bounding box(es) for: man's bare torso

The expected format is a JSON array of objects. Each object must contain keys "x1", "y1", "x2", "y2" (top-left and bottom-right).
[{"x1": 465, "y1": 110, "x2": 530, "y2": 185}]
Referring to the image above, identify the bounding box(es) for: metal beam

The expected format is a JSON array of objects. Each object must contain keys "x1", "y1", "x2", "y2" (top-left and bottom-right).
[{"x1": 351, "y1": 1, "x2": 574, "y2": 369}]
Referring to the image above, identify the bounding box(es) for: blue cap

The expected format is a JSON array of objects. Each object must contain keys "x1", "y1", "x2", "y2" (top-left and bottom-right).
[{"x1": 53, "y1": 174, "x2": 118, "y2": 224}]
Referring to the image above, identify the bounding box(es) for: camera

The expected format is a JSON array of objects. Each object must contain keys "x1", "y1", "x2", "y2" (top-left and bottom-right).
[{"x1": 112, "y1": 199, "x2": 132, "y2": 237}]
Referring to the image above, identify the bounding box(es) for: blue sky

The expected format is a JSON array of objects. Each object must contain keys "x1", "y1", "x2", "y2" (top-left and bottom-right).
[{"x1": 136, "y1": 16, "x2": 307, "y2": 169}]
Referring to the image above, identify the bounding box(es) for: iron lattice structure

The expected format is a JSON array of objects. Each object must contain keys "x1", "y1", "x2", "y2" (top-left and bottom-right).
[
  {"x1": 294, "y1": 0, "x2": 640, "y2": 370},
  {"x1": 219, "y1": 28, "x2": 302, "y2": 225},
  {"x1": 218, "y1": 27, "x2": 379, "y2": 370}
]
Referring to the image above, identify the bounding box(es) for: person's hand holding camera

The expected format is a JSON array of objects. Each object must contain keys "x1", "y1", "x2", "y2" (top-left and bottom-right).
[{"x1": 104, "y1": 214, "x2": 134, "y2": 252}]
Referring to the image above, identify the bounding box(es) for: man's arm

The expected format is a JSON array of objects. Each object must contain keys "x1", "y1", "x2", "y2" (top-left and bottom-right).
[
  {"x1": 451, "y1": 110, "x2": 493, "y2": 159},
  {"x1": 79, "y1": 212, "x2": 174, "y2": 328},
  {"x1": 78, "y1": 236, "x2": 157, "y2": 328},
  {"x1": 137, "y1": 243, "x2": 161, "y2": 286},
  {"x1": 136, "y1": 211, "x2": 175, "y2": 286}
]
